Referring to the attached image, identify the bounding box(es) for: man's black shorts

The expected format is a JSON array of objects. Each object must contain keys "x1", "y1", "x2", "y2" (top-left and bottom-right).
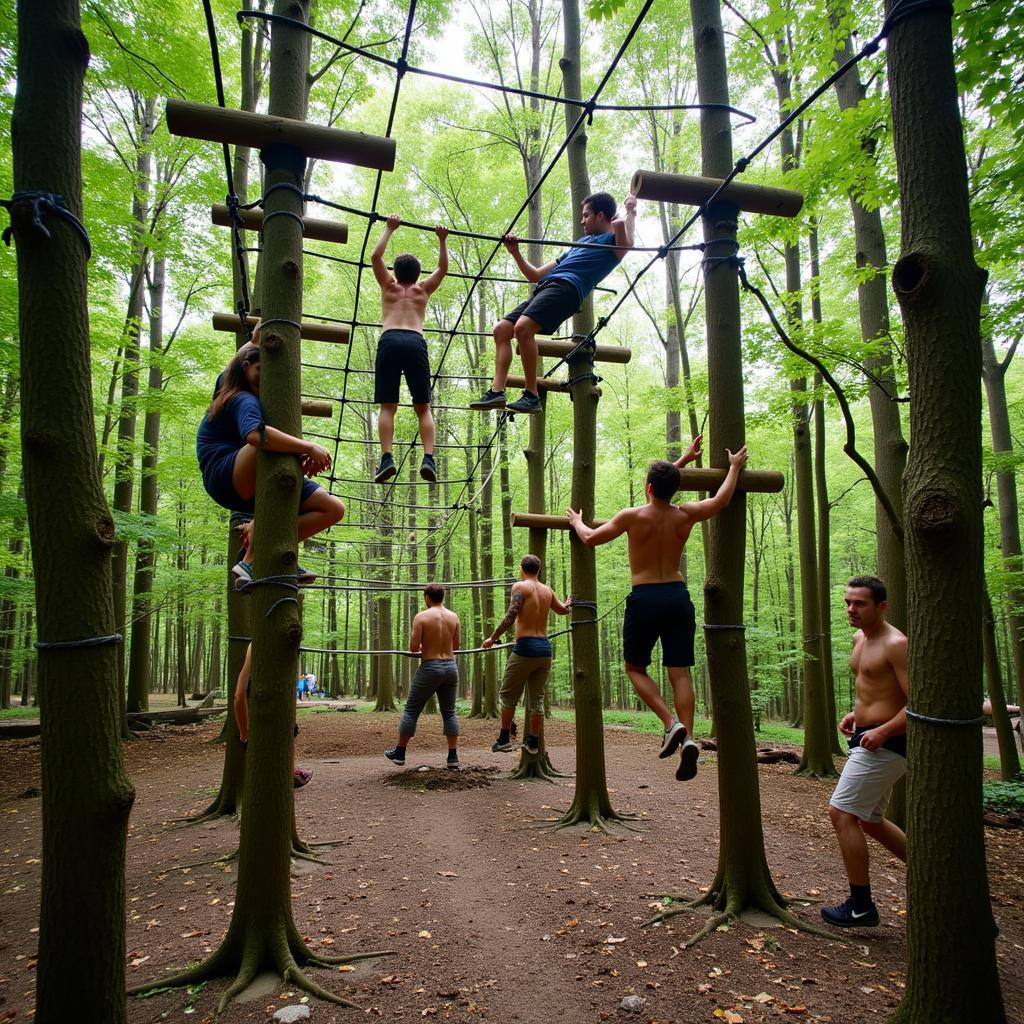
[
  {"x1": 374, "y1": 329, "x2": 432, "y2": 405},
  {"x1": 622, "y1": 581, "x2": 696, "y2": 668},
  {"x1": 503, "y1": 278, "x2": 580, "y2": 335}
]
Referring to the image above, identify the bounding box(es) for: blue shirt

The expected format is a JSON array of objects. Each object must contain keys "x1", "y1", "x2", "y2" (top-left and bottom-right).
[
  {"x1": 544, "y1": 231, "x2": 619, "y2": 303},
  {"x1": 196, "y1": 391, "x2": 264, "y2": 475}
]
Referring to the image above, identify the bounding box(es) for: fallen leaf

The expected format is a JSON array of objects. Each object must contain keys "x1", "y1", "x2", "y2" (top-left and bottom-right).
[
  {"x1": 437, "y1": 871, "x2": 458, "y2": 878},
  {"x1": 418, "y1": 930, "x2": 432, "y2": 939},
  {"x1": 129, "y1": 956, "x2": 150, "y2": 968},
  {"x1": 603, "y1": 936, "x2": 626, "y2": 944},
  {"x1": 337, "y1": 965, "x2": 355, "y2": 973}
]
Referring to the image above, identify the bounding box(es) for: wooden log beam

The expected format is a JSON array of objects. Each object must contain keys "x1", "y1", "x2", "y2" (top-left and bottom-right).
[
  {"x1": 511, "y1": 513, "x2": 609, "y2": 530},
  {"x1": 166, "y1": 99, "x2": 396, "y2": 170},
  {"x1": 212, "y1": 203, "x2": 347, "y2": 244},
  {"x1": 631, "y1": 169, "x2": 803, "y2": 218},
  {"x1": 211, "y1": 312, "x2": 349, "y2": 344},
  {"x1": 301, "y1": 400, "x2": 332, "y2": 418},
  {"x1": 533, "y1": 339, "x2": 631, "y2": 364}
]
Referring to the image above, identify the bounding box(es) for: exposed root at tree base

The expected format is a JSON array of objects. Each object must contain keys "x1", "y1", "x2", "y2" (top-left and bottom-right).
[
  {"x1": 172, "y1": 849, "x2": 239, "y2": 871},
  {"x1": 540, "y1": 802, "x2": 642, "y2": 834},
  {"x1": 509, "y1": 755, "x2": 570, "y2": 783}
]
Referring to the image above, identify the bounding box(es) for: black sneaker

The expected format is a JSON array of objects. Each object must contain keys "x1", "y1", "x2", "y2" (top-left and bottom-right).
[
  {"x1": 820, "y1": 897, "x2": 879, "y2": 928},
  {"x1": 469, "y1": 389, "x2": 507, "y2": 410},
  {"x1": 506, "y1": 390, "x2": 541, "y2": 414},
  {"x1": 658, "y1": 721, "x2": 686, "y2": 759},
  {"x1": 420, "y1": 453, "x2": 437, "y2": 483},
  {"x1": 523, "y1": 735, "x2": 539, "y2": 756},
  {"x1": 492, "y1": 737, "x2": 512, "y2": 753},
  {"x1": 374, "y1": 452, "x2": 397, "y2": 483},
  {"x1": 296, "y1": 564, "x2": 317, "y2": 586},
  {"x1": 384, "y1": 746, "x2": 406, "y2": 766},
  {"x1": 676, "y1": 738, "x2": 699, "y2": 781},
  {"x1": 446, "y1": 750, "x2": 460, "y2": 770}
]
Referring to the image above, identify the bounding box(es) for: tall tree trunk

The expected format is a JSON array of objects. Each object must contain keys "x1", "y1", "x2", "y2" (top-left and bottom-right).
[
  {"x1": 10, "y1": 3, "x2": 134, "y2": 1018},
  {"x1": 983, "y1": 588, "x2": 1021, "y2": 780},
  {"x1": 111, "y1": 94, "x2": 157, "y2": 721},
  {"x1": 672, "y1": 0, "x2": 797, "y2": 938},
  {"x1": 480, "y1": 444, "x2": 499, "y2": 717},
  {"x1": 886, "y1": 4, "x2": 1004, "y2": 1019},
  {"x1": 126, "y1": 255, "x2": 165, "y2": 712}
]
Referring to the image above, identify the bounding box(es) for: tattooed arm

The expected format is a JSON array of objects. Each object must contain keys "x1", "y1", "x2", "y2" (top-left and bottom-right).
[{"x1": 482, "y1": 588, "x2": 524, "y2": 649}]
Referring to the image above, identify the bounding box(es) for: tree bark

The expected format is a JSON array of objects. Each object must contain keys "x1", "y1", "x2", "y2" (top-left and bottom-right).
[
  {"x1": 983, "y1": 588, "x2": 1021, "y2": 780},
  {"x1": 886, "y1": 4, "x2": 1004, "y2": 1018},
  {"x1": 10, "y1": 3, "x2": 135, "y2": 1019}
]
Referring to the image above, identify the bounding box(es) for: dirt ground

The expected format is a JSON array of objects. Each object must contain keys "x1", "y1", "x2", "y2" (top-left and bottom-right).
[{"x1": 1, "y1": 712, "x2": 1022, "y2": 1024}]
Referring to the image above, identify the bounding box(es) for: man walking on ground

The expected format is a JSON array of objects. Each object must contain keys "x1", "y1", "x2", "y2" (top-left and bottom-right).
[
  {"x1": 469, "y1": 192, "x2": 636, "y2": 415},
  {"x1": 483, "y1": 554, "x2": 573, "y2": 755},
  {"x1": 371, "y1": 214, "x2": 448, "y2": 484},
  {"x1": 384, "y1": 583, "x2": 462, "y2": 769},
  {"x1": 566, "y1": 441, "x2": 747, "y2": 781},
  {"x1": 821, "y1": 575, "x2": 908, "y2": 928}
]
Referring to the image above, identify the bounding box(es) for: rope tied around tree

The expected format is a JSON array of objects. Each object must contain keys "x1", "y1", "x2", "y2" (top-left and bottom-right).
[
  {"x1": 1, "y1": 191, "x2": 92, "y2": 258},
  {"x1": 703, "y1": 623, "x2": 747, "y2": 631},
  {"x1": 906, "y1": 708, "x2": 986, "y2": 727}
]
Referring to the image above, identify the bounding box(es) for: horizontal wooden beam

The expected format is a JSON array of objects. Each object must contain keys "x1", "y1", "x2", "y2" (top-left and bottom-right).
[
  {"x1": 679, "y1": 467, "x2": 784, "y2": 494},
  {"x1": 510, "y1": 513, "x2": 610, "y2": 530},
  {"x1": 166, "y1": 99, "x2": 395, "y2": 170},
  {"x1": 212, "y1": 313, "x2": 350, "y2": 345},
  {"x1": 301, "y1": 400, "x2": 333, "y2": 418},
  {"x1": 212, "y1": 203, "x2": 348, "y2": 244},
  {"x1": 533, "y1": 340, "x2": 631, "y2": 364},
  {"x1": 631, "y1": 169, "x2": 803, "y2": 218}
]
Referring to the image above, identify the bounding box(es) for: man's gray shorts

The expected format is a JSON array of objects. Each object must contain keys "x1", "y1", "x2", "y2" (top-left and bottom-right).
[{"x1": 829, "y1": 745, "x2": 907, "y2": 824}]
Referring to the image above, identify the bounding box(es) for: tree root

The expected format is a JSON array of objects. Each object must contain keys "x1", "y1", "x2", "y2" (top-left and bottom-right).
[
  {"x1": 541, "y1": 803, "x2": 642, "y2": 834},
  {"x1": 171, "y1": 849, "x2": 239, "y2": 871},
  {"x1": 281, "y1": 964, "x2": 360, "y2": 1009},
  {"x1": 509, "y1": 753, "x2": 570, "y2": 783}
]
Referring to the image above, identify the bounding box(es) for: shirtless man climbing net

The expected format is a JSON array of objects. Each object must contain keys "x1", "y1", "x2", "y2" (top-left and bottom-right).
[{"x1": 567, "y1": 440, "x2": 748, "y2": 781}]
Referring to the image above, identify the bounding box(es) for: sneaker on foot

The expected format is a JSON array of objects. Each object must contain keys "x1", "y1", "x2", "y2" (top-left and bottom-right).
[
  {"x1": 506, "y1": 390, "x2": 541, "y2": 414},
  {"x1": 384, "y1": 746, "x2": 406, "y2": 766},
  {"x1": 820, "y1": 897, "x2": 879, "y2": 928},
  {"x1": 446, "y1": 750, "x2": 460, "y2": 770},
  {"x1": 420, "y1": 453, "x2": 437, "y2": 483},
  {"x1": 658, "y1": 720, "x2": 686, "y2": 759},
  {"x1": 232, "y1": 560, "x2": 254, "y2": 589},
  {"x1": 293, "y1": 768, "x2": 313, "y2": 788},
  {"x1": 296, "y1": 564, "x2": 317, "y2": 585},
  {"x1": 523, "y1": 735, "x2": 540, "y2": 756},
  {"x1": 492, "y1": 738, "x2": 513, "y2": 753},
  {"x1": 676, "y1": 737, "x2": 700, "y2": 781},
  {"x1": 469, "y1": 389, "x2": 507, "y2": 410},
  {"x1": 374, "y1": 452, "x2": 397, "y2": 483}
]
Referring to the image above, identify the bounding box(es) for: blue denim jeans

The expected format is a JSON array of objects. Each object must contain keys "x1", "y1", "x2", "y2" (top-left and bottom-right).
[{"x1": 399, "y1": 658, "x2": 460, "y2": 737}]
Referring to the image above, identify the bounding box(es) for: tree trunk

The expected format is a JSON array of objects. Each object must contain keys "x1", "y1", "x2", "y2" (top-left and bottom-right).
[
  {"x1": 673, "y1": 0, "x2": 796, "y2": 939},
  {"x1": 886, "y1": 4, "x2": 1004, "y2": 1019},
  {"x1": 10, "y1": 3, "x2": 134, "y2": 1018},
  {"x1": 983, "y1": 588, "x2": 1021, "y2": 780},
  {"x1": 480, "y1": 444, "x2": 499, "y2": 718}
]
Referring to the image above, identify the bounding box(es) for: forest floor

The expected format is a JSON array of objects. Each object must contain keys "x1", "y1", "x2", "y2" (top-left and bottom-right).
[{"x1": 1, "y1": 711, "x2": 1022, "y2": 1024}]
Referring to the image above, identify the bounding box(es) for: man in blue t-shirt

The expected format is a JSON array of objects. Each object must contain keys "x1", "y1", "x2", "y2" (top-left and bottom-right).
[{"x1": 470, "y1": 191, "x2": 636, "y2": 415}]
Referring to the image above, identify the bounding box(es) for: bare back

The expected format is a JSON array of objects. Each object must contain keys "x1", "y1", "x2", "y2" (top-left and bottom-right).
[
  {"x1": 512, "y1": 578, "x2": 555, "y2": 639},
  {"x1": 414, "y1": 605, "x2": 459, "y2": 661},
  {"x1": 623, "y1": 503, "x2": 696, "y2": 585},
  {"x1": 850, "y1": 622, "x2": 908, "y2": 726},
  {"x1": 380, "y1": 282, "x2": 431, "y2": 333}
]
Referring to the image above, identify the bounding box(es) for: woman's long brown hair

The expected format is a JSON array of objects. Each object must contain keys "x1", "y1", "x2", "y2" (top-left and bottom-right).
[{"x1": 207, "y1": 343, "x2": 259, "y2": 421}]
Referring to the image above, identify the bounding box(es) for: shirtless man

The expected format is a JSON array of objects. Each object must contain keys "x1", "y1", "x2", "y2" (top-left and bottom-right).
[
  {"x1": 483, "y1": 554, "x2": 573, "y2": 755},
  {"x1": 384, "y1": 583, "x2": 462, "y2": 769},
  {"x1": 371, "y1": 215, "x2": 449, "y2": 484},
  {"x1": 821, "y1": 575, "x2": 908, "y2": 928},
  {"x1": 567, "y1": 441, "x2": 747, "y2": 780}
]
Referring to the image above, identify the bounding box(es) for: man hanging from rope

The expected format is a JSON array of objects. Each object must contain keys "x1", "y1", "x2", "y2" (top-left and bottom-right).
[
  {"x1": 470, "y1": 192, "x2": 636, "y2": 415},
  {"x1": 567, "y1": 440, "x2": 747, "y2": 781},
  {"x1": 371, "y1": 214, "x2": 449, "y2": 484},
  {"x1": 483, "y1": 554, "x2": 573, "y2": 755}
]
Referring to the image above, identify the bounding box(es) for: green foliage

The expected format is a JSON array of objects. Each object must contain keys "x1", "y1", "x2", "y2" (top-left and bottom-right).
[{"x1": 982, "y1": 779, "x2": 1024, "y2": 816}]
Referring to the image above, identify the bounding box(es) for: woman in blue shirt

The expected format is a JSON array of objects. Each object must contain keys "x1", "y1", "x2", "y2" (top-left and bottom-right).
[{"x1": 196, "y1": 338, "x2": 344, "y2": 585}]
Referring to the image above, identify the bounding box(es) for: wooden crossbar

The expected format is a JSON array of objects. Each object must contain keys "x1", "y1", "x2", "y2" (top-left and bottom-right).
[
  {"x1": 301, "y1": 400, "x2": 333, "y2": 418},
  {"x1": 211, "y1": 313, "x2": 350, "y2": 345},
  {"x1": 533, "y1": 339, "x2": 631, "y2": 364},
  {"x1": 166, "y1": 99, "x2": 395, "y2": 170},
  {"x1": 631, "y1": 169, "x2": 803, "y2": 218},
  {"x1": 211, "y1": 203, "x2": 347, "y2": 244}
]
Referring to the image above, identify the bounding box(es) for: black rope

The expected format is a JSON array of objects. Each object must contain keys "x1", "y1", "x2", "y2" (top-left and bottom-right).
[
  {"x1": 236, "y1": 9, "x2": 756, "y2": 124},
  {"x1": 35, "y1": 633, "x2": 122, "y2": 651},
  {"x1": 1, "y1": 192, "x2": 92, "y2": 257},
  {"x1": 906, "y1": 708, "x2": 985, "y2": 727},
  {"x1": 703, "y1": 623, "x2": 747, "y2": 631},
  {"x1": 235, "y1": 574, "x2": 302, "y2": 595},
  {"x1": 202, "y1": 0, "x2": 252, "y2": 339}
]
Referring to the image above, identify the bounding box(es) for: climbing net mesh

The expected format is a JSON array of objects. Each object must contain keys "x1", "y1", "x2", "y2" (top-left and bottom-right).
[{"x1": 199, "y1": 0, "x2": 916, "y2": 657}]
